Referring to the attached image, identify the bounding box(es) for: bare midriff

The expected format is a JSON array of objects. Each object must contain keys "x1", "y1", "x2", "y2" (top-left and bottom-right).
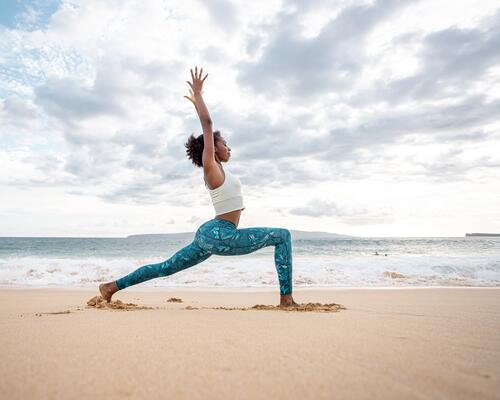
[{"x1": 214, "y1": 209, "x2": 242, "y2": 228}]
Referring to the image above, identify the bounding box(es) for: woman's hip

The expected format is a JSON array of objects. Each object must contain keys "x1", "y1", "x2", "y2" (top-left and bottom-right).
[{"x1": 195, "y1": 221, "x2": 290, "y2": 255}]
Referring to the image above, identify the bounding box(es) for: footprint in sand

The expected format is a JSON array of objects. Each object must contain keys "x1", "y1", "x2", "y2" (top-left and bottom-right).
[{"x1": 35, "y1": 310, "x2": 72, "y2": 316}]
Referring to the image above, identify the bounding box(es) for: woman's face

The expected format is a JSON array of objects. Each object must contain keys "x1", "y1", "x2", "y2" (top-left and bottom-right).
[{"x1": 215, "y1": 137, "x2": 231, "y2": 162}]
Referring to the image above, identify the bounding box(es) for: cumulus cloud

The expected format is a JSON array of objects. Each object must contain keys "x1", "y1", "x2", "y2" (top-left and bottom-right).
[
  {"x1": 365, "y1": 9, "x2": 500, "y2": 104},
  {"x1": 237, "y1": 0, "x2": 415, "y2": 101},
  {"x1": 35, "y1": 76, "x2": 125, "y2": 120},
  {"x1": 289, "y1": 198, "x2": 340, "y2": 217},
  {"x1": 201, "y1": 0, "x2": 238, "y2": 34},
  {"x1": 289, "y1": 198, "x2": 393, "y2": 226}
]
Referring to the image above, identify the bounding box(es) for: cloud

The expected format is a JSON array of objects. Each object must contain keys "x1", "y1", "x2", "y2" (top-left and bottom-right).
[
  {"x1": 99, "y1": 181, "x2": 169, "y2": 205},
  {"x1": 201, "y1": 0, "x2": 238, "y2": 33},
  {"x1": 33, "y1": 56, "x2": 182, "y2": 123},
  {"x1": 408, "y1": 150, "x2": 500, "y2": 183},
  {"x1": 187, "y1": 215, "x2": 204, "y2": 225},
  {"x1": 370, "y1": 8, "x2": 500, "y2": 104},
  {"x1": 237, "y1": 0, "x2": 414, "y2": 101},
  {"x1": 216, "y1": 94, "x2": 500, "y2": 170},
  {"x1": 289, "y1": 198, "x2": 340, "y2": 217},
  {"x1": 0, "y1": 96, "x2": 39, "y2": 130},
  {"x1": 322, "y1": 95, "x2": 500, "y2": 159},
  {"x1": 35, "y1": 76, "x2": 125, "y2": 121},
  {"x1": 289, "y1": 198, "x2": 393, "y2": 225}
]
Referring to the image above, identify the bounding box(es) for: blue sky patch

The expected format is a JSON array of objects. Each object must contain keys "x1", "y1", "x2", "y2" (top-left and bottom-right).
[{"x1": 0, "y1": 0, "x2": 61, "y2": 30}]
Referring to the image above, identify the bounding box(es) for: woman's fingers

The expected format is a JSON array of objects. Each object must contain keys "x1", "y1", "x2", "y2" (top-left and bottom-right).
[
  {"x1": 188, "y1": 67, "x2": 207, "y2": 92},
  {"x1": 190, "y1": 66, "x2": 206, "y2": 80},
  {"x1": 184, "y1": 95, "x2": 195, "y2": 105}
]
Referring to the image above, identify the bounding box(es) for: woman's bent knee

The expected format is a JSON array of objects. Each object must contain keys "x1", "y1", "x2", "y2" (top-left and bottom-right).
[{"x1": 280, "y1": 228, "x2": 291, "y2": 241}]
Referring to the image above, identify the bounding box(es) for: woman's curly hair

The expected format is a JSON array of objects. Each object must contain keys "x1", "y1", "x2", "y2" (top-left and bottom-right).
[{"x1": 185, "y1": 130, "x2": 221, "y2": 168}]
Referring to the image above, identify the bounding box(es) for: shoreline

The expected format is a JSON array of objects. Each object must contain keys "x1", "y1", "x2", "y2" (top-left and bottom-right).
[{"x1": 1, "y1": 284, "x2": 499, "y2": 291}]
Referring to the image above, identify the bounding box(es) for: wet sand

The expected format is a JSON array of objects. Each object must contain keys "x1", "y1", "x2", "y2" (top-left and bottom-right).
[{"x1": 0, "y1": 287, "x2": 499, "y2": 399}]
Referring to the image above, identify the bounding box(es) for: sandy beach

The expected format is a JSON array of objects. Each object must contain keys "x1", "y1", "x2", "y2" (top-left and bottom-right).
[{"x1": 0, "y1": 287, "x2": 498, "y2": 399}]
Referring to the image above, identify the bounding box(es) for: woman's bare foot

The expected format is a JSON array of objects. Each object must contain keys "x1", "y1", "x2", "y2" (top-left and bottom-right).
[
  {"x1": 280, "y1": 294, "x2": 299, "y2": 308},
  {"x1": 99, "y1": 281, "x2": 118, "y2": 303}
]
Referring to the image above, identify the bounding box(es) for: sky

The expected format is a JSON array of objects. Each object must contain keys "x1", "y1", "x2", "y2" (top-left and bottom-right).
[{"x1": 1, "y1": 0, "x2": 499, "y2": 238}]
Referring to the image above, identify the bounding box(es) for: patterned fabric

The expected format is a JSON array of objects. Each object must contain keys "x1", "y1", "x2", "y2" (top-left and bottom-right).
[{"x1": 115, "y1": 219, "x2": 293, "y2": 295}]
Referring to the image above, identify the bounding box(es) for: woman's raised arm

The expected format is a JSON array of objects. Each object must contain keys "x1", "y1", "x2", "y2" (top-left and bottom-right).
[
  {"x1": 185, "y1": 67, "x2": 211, "y2": 126},
  {"x1": 185, "y1": 66, "x2": 216, "y2": 168}
]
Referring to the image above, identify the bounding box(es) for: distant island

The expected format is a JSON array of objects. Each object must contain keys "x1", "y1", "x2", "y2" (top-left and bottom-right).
[
  {"x1": 465, "y1": 233, "x2": 500, "y2": 237},
  {"x1": 127, "y1": 230, "x2": 354, "y2": 240}
]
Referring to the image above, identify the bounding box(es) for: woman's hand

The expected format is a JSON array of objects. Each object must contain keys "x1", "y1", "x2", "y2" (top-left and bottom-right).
[
  {"x1": 184, "y1": 66, "x2": 212, "y2": 126},
  {"x1": 186, "y1": 66, "x2": 208, "y2": 94},
  {"x1": 184, "y1": 88, "x2": 202, "y2": 110}
]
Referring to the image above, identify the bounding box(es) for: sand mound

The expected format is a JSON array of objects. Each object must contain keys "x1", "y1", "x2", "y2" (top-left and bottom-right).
[
  {"x1": 210, "y1": 302, "x2": 346, "y2": 313},
  {"x1": 167, "y1": 297, "x2": 183, "y2": 303},
  {"x1": 383, "y1": 271, "x2": 409, "y2": 279},
  {"x1": 85, "y1": 296, "x2": 345, "y2": 313},
  {"x1": 86, "y1": 295, "x2": 155, "y2": 311}
]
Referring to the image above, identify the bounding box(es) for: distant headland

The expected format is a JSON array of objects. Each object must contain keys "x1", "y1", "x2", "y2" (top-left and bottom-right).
[
  {"x1": 465, "y1": 233, "x2": 500, "y2": 237},
  {"x1": 127, "y1": 230, "x2": 354, "y2": 240}
]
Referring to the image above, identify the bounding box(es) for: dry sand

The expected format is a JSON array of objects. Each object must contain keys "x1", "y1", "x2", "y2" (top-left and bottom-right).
[{"x1": 0, "y1": 287, "x2": 499, "y2": 399}]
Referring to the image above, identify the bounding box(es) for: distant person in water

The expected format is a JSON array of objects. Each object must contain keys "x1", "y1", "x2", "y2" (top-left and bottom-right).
[{"x1": 99, "y1": 66, "x2": 298, "y2": 308}]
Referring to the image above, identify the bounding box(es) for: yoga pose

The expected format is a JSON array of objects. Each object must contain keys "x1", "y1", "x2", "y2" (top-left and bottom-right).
[{"x1": 99, "y1": 66, "x2": 298, "y2": 307}]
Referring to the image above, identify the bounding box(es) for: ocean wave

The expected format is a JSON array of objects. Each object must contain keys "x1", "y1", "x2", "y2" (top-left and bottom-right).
[{"x1": 1, "y1": 254, "x2": 499, "y2": 288}]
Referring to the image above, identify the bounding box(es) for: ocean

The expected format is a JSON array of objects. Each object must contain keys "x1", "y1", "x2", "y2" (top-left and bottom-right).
[{"x1": 0, "y1": 236, "x2": 499, "y2": 289}]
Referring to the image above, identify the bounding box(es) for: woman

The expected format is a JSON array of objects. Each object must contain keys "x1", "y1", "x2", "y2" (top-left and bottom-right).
[{"x1": 99, "y1": 66, "x2": 298, "y2": 308}]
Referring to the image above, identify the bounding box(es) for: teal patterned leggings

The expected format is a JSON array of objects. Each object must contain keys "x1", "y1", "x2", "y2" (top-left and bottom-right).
[{"x1": 115, "y1": 219, "x2": 293, "y2": 295}]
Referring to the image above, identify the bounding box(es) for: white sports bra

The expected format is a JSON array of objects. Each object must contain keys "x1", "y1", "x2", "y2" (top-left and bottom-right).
[{"x1": 205, "y1": 168, "x2": 245, "y2": 216}]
